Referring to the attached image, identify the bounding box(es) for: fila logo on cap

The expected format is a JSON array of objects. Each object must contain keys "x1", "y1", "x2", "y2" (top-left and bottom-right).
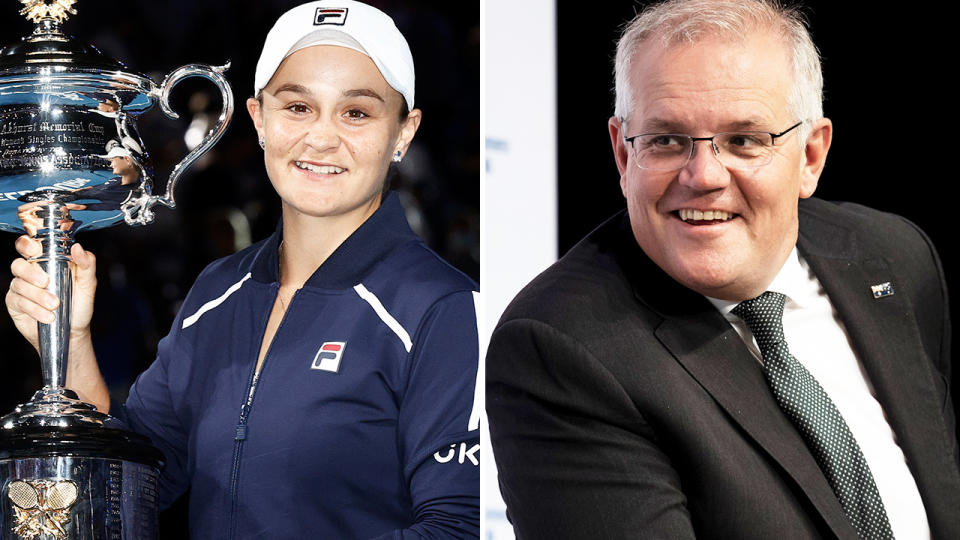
[
  {"x1": 311, "y1": 342, "x2": 346, "y2": 372},
  {"x1": 314, "y1": 7, "x2": 348, "y2": 26}
]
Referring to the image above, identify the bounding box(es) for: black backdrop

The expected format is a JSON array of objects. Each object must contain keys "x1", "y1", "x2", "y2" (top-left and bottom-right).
[
  {"x1": 557, "y1": 2, "x2": 960, "y2": 428},
  {"x1": 0, "y1": 0, "x2": 477, "y2": 535}
]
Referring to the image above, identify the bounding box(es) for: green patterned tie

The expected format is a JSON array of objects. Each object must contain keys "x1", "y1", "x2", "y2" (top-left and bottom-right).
[{"x1": 733, "y1": 291, "x2": 894, "y2": 539}]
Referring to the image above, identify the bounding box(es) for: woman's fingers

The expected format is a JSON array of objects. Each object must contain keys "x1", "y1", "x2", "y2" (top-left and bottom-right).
[
  {"x1": 7, "y1": 241, "x2": 97, "y2": 332},
  {"x1": 71, "y1": 243, "x2": 96, "y2": 273},
  {"x1": 68, "y1": 243, "x2": 97, "y2": 329},
  {"x1": 6, "y1": 277, "x2": 56, "y2": 324},
  {"x1": 10, "y1": 257, "x2": 49, "y2": 289},
  {"x1": 8, "y1": 274, "x2": 58, "y2": 309},
  {"x1": 14, "y1": 235, "x2": 42, "y2": 259}
]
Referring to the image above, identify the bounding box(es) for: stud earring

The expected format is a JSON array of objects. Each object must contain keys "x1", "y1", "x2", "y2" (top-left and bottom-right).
[
  {"x1": 258, "y1": 137, "x2": 265, "y2": 150},
  {"x1": 392, "y1": 150, "x2": 402, "y2": 163}
]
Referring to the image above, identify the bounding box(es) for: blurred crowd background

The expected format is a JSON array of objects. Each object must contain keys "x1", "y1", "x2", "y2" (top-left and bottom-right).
[{"x1": 0, "y1": 0, "x2": 478, "y2": 533}]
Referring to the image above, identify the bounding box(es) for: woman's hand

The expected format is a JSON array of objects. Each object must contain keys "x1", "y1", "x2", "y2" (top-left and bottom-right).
[
  {"x1": 6, "y1": 237, "x2": 98, "y2": 351},
  {"x1": 5, "y1": 237, "x2": 109, "y2": 411}
]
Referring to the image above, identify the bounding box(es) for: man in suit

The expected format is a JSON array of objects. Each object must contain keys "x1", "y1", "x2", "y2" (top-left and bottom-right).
[{"x1": 486, "y1": 1, "x2": 960, "y2": 538}]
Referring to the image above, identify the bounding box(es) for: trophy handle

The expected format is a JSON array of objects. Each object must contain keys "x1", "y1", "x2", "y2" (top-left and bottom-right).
[{"x1": 122, "y1": 62, "x2": 234, "y2": 226}]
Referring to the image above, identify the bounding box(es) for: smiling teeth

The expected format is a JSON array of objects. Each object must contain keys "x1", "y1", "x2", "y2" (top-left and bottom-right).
[
  {"x1": 679, "y1": 209, "x2": 734, "y2": 221},
  {"x1": 296, "y1": 161, "x2": 344, "y2": 174}
]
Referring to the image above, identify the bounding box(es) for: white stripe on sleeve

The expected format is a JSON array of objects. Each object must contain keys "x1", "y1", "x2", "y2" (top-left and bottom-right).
[
  {"x1": 468, "y1": 290, "x2": 482, "y2": 431},
  {"x1": 353, "y1": 283, "x2": 413, "y2": 353},
  {"x1": 182, "y1": 273, "x2": 252, "y2": 329}
]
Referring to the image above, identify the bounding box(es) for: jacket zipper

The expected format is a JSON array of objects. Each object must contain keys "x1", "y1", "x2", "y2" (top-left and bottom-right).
[
  {"x1": 227, "y1": 370, "x2": 259, "y2": 538},
  {"x1": 227, "y1": 285, "x2": 296, "y2": 539}
]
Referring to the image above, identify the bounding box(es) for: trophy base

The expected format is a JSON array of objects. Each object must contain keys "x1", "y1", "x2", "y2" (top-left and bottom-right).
[
  {"x1": 0, "y1": 403, "x2": 164, "y2": 539},
  {"x1": 0, "y1": 388, "x2": 120, "y2": 431}
]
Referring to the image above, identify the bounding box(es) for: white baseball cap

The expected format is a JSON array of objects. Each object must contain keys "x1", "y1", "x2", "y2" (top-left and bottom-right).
[{"x1": 253, "y1": 0, "x2": 415, "y2": 110}]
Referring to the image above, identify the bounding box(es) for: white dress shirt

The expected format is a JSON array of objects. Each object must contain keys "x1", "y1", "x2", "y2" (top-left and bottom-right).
[{"x1": 706, "y1": 247, "x2": 930, "y2": 539}]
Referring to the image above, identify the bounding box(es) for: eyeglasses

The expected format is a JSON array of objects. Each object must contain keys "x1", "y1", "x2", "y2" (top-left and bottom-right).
[{"x1": 623, "y1": 121, "x2": 803, "y2": 171}]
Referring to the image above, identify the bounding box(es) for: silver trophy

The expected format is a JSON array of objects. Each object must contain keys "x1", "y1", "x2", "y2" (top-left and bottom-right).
[{"x1": 0, "y1": 1, "x2": 233, "y2": 538}]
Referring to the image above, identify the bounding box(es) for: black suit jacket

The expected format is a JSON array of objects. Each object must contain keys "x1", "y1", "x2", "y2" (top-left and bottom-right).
[{"x1": 487, "y1": 198, "x2": 960, "y2": 539}]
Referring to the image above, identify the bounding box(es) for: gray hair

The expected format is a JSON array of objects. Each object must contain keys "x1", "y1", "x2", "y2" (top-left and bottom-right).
[{"x1": 613, "y1": 0, "x2": 823, "y2": 142}]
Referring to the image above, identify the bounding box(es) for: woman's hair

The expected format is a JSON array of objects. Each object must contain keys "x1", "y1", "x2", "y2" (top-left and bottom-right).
[{"x1": 613, "y1": 0, "x2": 823, "y2": 142}]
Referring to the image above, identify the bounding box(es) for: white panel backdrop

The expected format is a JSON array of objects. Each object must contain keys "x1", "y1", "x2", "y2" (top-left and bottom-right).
[{"x1": 482, "y1": 0, "x2": 557, "y2": 538}]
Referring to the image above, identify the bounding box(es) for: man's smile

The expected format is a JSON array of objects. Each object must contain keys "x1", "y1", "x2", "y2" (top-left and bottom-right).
[{"x1": 674, "y1": 208, "x2": 738, "y2": 225}]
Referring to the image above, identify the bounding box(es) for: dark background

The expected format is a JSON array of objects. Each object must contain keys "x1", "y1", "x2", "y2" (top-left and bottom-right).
[
  {"x1": 556, "y1": 3, "x2": 959, "y2": 427},
  {"x1": 0, "y1": 0, "x2": 478, "y2": 535}
]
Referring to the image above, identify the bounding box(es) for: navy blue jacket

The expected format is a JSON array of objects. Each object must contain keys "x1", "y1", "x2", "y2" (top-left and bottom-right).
[{"x1": 114, "y1": 193, "x2": 480, "y2": 538}]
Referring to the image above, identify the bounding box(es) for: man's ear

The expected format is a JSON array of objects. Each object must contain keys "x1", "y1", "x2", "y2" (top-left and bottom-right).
[
  {"x1": 799, "y1": 117, "x2": 832, "y2": 198},
  {"x1": 609, "y1": 116, "x2": 631, "y2": 194}
]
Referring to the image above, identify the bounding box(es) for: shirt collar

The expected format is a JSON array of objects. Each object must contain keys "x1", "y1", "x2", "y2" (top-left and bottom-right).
[
  {"x1": 250, "y1": 191, "x2": 419, "y2": 289},
  {"x1": 706, "y1": 246, "x2": 810, "y2": 316}
]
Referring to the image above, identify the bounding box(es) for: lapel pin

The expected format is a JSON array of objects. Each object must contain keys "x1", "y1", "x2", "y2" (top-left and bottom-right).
[{"x1": 871, "y1": 282, "x2": 894, "y2": 299}]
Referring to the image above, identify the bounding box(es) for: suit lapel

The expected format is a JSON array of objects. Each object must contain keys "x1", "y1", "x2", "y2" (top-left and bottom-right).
[
  {"x1": 799, "y1": 215, "x2": 960, "y2": 538},
  {"x1": 614, "y1": 219, "x2": 858, "y2": 539}
]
